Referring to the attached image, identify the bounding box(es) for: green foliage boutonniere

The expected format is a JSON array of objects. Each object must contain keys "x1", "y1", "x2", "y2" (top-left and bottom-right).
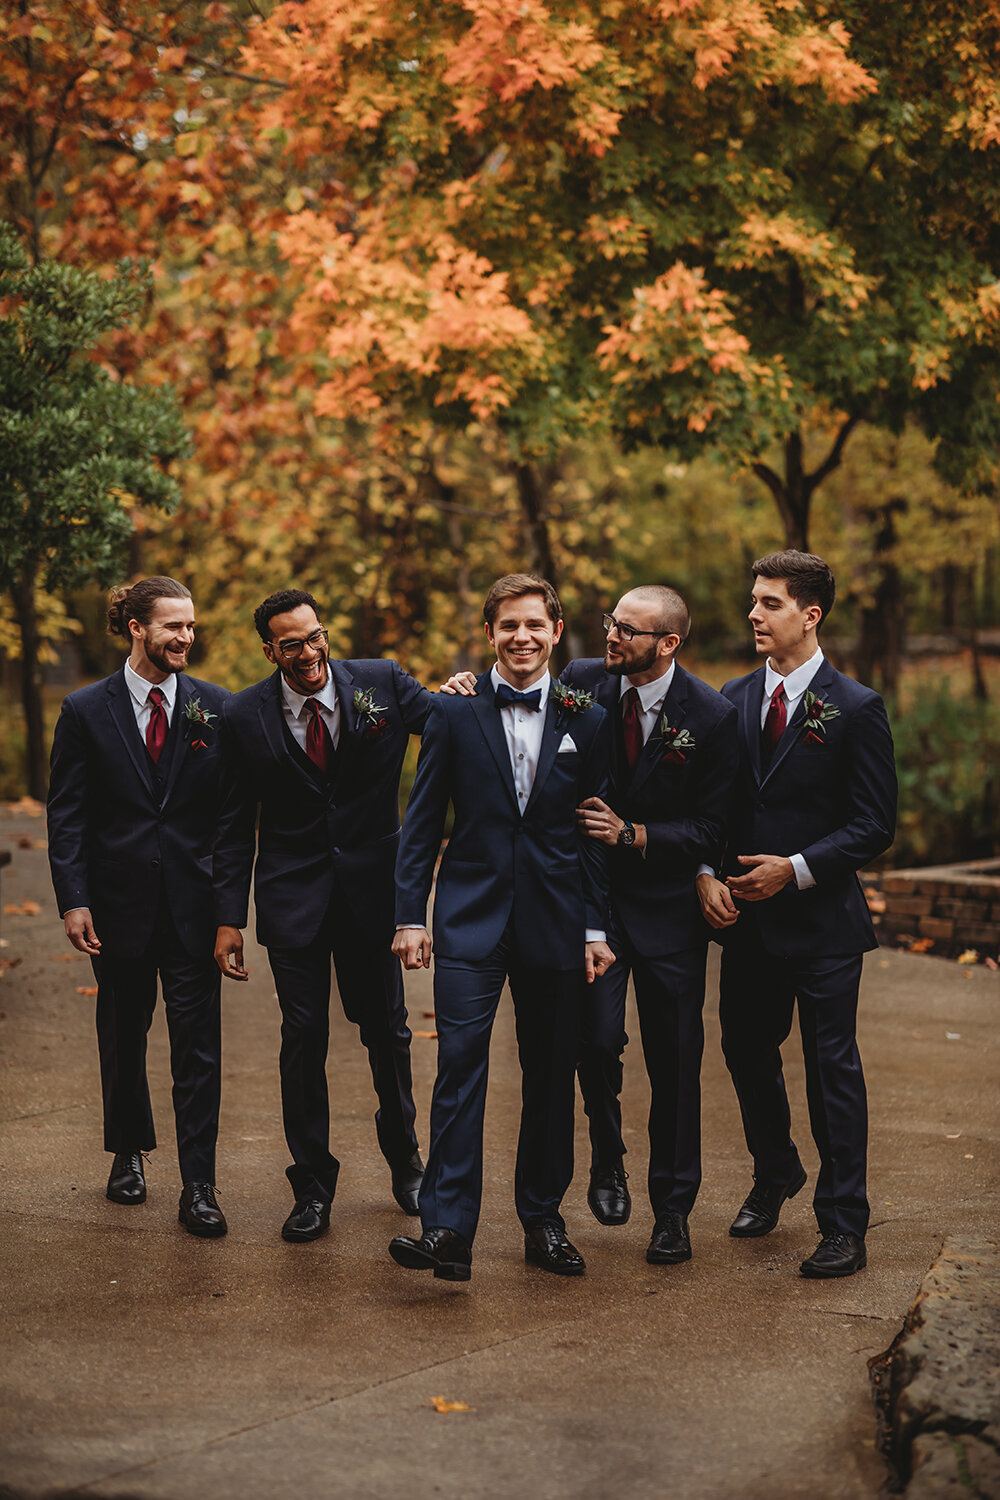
[
  {"x1": 550, "y1": 681, "x2": 595, "y2": 716},
  {"x1": 354, "y1": 686, "x2": 389, "y2": 741},
  {"x1": 658, "y1": 720, "x2": 695, "y2": 764},
  {"x1": 802, "y1": 689, "x2": 840, "y2": 744},
  {"x1": 183, "y1": 696, "x2": 217, "y2": 750}
]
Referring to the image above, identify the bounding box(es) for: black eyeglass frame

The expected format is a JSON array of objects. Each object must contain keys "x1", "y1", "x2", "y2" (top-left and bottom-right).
[
  {"x1": 273, "y1": 626, "x2": 329, "y2": 660},
  {"x1": 601, "y1": 612, "x2": 670, "y2": 643}
]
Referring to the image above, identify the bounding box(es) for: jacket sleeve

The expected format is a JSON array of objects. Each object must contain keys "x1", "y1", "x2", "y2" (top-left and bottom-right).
[
  {"x1": 799, "y1": 694, "x2": 897, "y2": 882},
  {"x1": 642, "y1": 702, "x2": 740, "y2": 871},
  {"x1": 390, "y1": 661, "x2": 434, "y2": 734},
  {"x1": 212, "y1": 706, "x2": 259, "y2": 929},
  {"x1": 577, "y1": 708, "x2": 611, "y2": 933},
  {"x1": 394, "y1": 697, "x2": 452, "y2": 926},
  {"x1": 46, "y1": 697, "x2": 92, "y2": 916}
]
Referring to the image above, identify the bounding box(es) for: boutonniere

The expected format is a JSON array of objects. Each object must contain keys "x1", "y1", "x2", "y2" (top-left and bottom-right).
[
  {"x1": 802, "y1": 689, "x2": 840, "y2": 744},
  {"x1": 657, "y1": 719, "x2": 695, "y2": 764},
  {"x1": 354, "y1": 686, "x2": 389, "y2": 741},
  {"x1": 550, "y1": 681, "x2": 596, "y2": 716},
  {"x1": 184, "y1": 696, "x2": 217, "y2": 749}
]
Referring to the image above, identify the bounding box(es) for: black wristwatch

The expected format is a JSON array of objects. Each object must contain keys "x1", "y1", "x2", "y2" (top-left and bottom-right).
[{"x1": 618, "y1": 819, "x2": 636, "y2": 848}]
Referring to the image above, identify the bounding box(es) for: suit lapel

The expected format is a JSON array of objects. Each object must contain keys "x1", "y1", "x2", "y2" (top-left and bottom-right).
[
  {"x1": 761, "y1": 657, "x2": 836, "y2": 788},
  {"x1": 105, "y1": 669, "x2": 154, "y2": 800},
  {"x1": 159, "y1": 674, "x2": 192, "y2": 809},
  {"x1": 259, "y1": 670, "x2": 317, "y2": 792},
  {"x1": 470, "y1": 672, "x2": 519, "y2": 812},
  {"x1": 630, "y1": 663, "x2": 689, "y2": 795},
  {"x1": 328, "y1": 659, "x2": 357, "y2": 749},
  {"x1": 742, "y1": 669, "x2": 766, "y2": 786},
  {"x1": 591, "y1": 672, "x2": 625, "y2": 790},
  {"x1": 524, "y1": 681, "x2": 561, "y2": 817}
]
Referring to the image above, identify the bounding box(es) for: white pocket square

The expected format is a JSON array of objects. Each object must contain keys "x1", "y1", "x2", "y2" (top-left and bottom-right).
[{"x1": 557, "y1": 734, "x2": 577, "y2": 753}]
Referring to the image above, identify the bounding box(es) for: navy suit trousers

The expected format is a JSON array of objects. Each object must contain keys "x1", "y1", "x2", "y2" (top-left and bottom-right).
[
  {"x1": 579, "y1": 938, "x2": 707, "y2": 1216},
  {"x1": 93, "y1": 901, "x2": 221, "y2": 1183},
  {"x1": 419, "y1": 929, "x2": 582, "y2": 1245},
  {"x1": 719, "y1": 934, "x2": 869, "y2": 1238},
  {"x1": 266, "y1": 897, "x2": 418, "y2": 1202}
]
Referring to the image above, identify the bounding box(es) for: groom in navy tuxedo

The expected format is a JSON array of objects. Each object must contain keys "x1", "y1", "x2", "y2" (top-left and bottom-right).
[
  {"x1": 698, "y1": 550, "x2": 896, "y2": 1278},
  {"x1": 213, "y1": 590, "x2": 430, "y2": 1242},
  {"x1": 389, "y1": 574, "x2": 613, "y2": 1282},
  {"x1": 47, "y1": 576, "x2": 229, "y2": 1236}
]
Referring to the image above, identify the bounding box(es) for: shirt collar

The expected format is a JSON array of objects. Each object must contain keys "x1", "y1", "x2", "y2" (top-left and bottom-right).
[
  {"x1": 125, "y1": 659, "x2": 178, "y2": 711},
  {"x1": 491, "y1": 664, "x2": 551, "y2": 706},
  {"x1": 281, "y1": 667, "x2": 339, "y2": 720},
  {"x1": 620, "y1": 658, "x2": 675, "y2": 715},
  {"x1": 765, "y1": 647, "x2": 824, "y2": 701}
]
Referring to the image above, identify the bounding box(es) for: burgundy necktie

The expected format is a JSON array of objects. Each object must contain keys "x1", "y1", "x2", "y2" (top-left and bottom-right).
[
  {"x1": 146, "y1": 687, "x2": 167, "y2": 764},
  {"x1": 305, "y1": 698, "x2": 333, "y2": 772},
  {"x1": 622, "y1": 686, "x2": 643, "y2": 773},
  {"x1": 762, "y1": 682, "x2": 787, "y2": 765}
]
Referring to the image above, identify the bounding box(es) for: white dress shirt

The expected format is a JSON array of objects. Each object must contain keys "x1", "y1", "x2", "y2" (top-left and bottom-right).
[
  {"x1": 124, "y1": 659, "x2": 177, "y2": 732},
  {"x1": 619, "y1": 659, "x2": 675, "y2": 744},
  {"x1": 280, "y1": 669, "x2": 341, "y2": 752}
]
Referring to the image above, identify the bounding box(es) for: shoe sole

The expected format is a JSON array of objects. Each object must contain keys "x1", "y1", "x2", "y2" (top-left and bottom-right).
[
  {"x1": 107, "y1": 1190, "x2": 146, "y2": 1204},
  {"x1": 388, "y1": 1240, "x2": 471, "y2": 1280},
  {"x1": 524, "y1": 1249, "x2": 585, "y2": 1276},
  {"x1": 281, "y1": 1223, "x2": 329, "y2": 1243},
  {"x1": 729, "y1": 1168, "x2": 807, "y2": 1238},
  {"x1": 800, "y1": 1252, "x2": 866, "y2": 1279},
  {"x1": 646, "y1": 1246, "x2": 692, "y2": 1265},
  {"x1": 179, "y1": 1214, "x2": 227, "y2": 1239}
]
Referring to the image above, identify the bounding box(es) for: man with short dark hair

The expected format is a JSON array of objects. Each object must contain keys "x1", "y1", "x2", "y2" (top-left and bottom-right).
[
  {"x1": 213, "y1": 590, "x2": 430, "y2": 1241},
  {"x1": 47, "y1": 576, "x2": 229, "y2": 1236},
  {"x1": 565, "y1": 585, "x2": 739, "y2": 1265},
  {"x1": 389, "y1": 574, "x2": 613, "y2": 1282},
  {"x1": 697, "y1": 550, "x2": 896, "y2": 1278}
]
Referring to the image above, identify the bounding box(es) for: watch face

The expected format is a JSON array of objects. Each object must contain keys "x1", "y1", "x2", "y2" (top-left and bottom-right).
[{"x1": 619, "y1": 823, "x2": 635, "y2": 846}]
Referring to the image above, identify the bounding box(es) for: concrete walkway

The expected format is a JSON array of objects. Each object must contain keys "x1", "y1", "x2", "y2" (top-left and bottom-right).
[{"x1": 1, "y1": 804, "x2": 997, "y2": 1499}]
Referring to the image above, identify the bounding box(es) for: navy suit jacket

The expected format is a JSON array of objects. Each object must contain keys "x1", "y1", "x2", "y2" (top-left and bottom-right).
[
  {"x1": 47, "y1": 668, "x2": 230, "y2": 957},
  {"x1": 395, "y1": 671, "x2": 611, "y2": 970},
  {"x1": 721, "y1": 658, "x2": 897, "y2": 959},
  {"x1": 213, "y1": 659, "x2": 430, "y2": 949},
  {"x1": 561, "y1": 660, "x2": 739, "y2": 957}
]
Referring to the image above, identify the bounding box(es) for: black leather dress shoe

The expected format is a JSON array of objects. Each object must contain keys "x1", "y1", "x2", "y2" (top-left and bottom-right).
[
  {"x1": 390, "y1": 1152, "x2": 424, "y2": 1216},
  {"x1": 524, "y1": 1221, "x2": 585, "y2": 1276},
  {"x1": 281, "y1": 1198, "x2": 331, "y2": 1242},
  {"x1": 646, "y1": 1211, "x2": 692, "y2": 1264},
  {"x1": 800, "y1": 1232, "x2": 867, "y2": 1279},
  {"x1": 729, "y1": 1167, "x2": 807, "y2": 1238},
  {"x1": 106, "y1": 1151, "x2": 146, "y2": 1205},
  {"x1": 389, "y1": 1226, "x2": 472, "y2": 1282},
  {"x1": 178, "y1": 1182, "x2": 227, "y2": 1238},
  {"x1": 587, "y1": 1160, "x2": 631, "y2": 1226}
]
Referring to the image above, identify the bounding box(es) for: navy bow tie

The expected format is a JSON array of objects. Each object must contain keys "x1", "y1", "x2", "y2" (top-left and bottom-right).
[{"x1": 495, "y1": 683, "x2": 542, "y2": 712}]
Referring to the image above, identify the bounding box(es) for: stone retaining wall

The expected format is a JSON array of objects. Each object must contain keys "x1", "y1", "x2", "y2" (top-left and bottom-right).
[{"x1": 880, "y1": 858, "x2": 1000, "y2": 959}]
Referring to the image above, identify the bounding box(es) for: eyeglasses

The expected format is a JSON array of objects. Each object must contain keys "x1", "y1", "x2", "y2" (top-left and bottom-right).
[
  {"x1": 274, "y1": 626, "x2": 329, "y2": 659},
  {"x1": 601, "y1": 613, "x2": 668, "y2": 642}
]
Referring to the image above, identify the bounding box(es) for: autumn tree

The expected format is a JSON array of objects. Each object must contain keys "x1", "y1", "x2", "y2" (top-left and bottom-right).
[{"x1": 0, "y1": 225, "x2": 188, "y2": 794}]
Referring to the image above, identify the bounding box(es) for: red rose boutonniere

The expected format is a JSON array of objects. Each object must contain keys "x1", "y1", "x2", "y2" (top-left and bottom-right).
[
  {"x1": 802, "y1": 689, "x2": 840, "y2": 744},
  {"x1": 658, "y1": 719, "x2": 695, "y2": 764},
  {"x1": 184, "y1": 696, "x2": 216, "y2": 751},
  {"x1": 550, "y1": 681, "x2": 596, "y2": 717},
  {"x1": 354, "y1": 687, "x2": 389, "y2": 741}
]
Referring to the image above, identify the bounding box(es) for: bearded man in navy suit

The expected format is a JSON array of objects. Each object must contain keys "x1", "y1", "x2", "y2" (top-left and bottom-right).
[
  {"x1": 697, "y1": 551, "x2": 896, "y2": 1279},
  {"x1": 47, "y1": 576, "x2": 229, "y2": 1236},
  {"x1": 389, "y1": 574, "x2": 614, "y2": 1283},
  {"x1": 213, "y1": 590, "x2": 430, "y2": 1242},
  {"x1": 563, "y1": 586, "x2": 739, "y2": 1266}
]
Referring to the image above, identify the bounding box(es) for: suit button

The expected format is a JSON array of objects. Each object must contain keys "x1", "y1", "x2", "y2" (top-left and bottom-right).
[
  {"x1": 151, "y1": 858, "x2": 160, "y2": 867},
  {"x1": 332, "y1": 847, "x2": 340, "y2": 856},
  {"x1": 757, "y1": 802, "x2": 765, "y2": 812}
]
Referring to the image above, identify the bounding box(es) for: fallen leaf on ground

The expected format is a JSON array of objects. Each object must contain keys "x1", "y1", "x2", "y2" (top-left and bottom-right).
[
  {"x1": 51, "y1": 953, "x2": 85, "y2": 962},
  {"x1": 422, "y1": 1010, "x2": 435, "y2": 1019},
  {"x1": 4, "y1": 797, "x2": 43, "y2": 817},
  {"x1": 429, "y1": 1397, "x2": 471, "y2": 1413},
  {"x1": 0, "y1": 958, "x2": 23, "y2": 976},
  {"x1": 985, "y1": 957, "x2": 998, "y2": 971},
  {"x1": 4, "y1": 901, "x2": 41, "y2": 916},
  {"x1": 964, "y1": 1154, "x2": 974, "y2": 1160},
  {"x1": 946, "y1": 1031, "x2": 961, "y2": 1040},
  {"x1": 16, "y1": 836, "x2": 47, "y2": 850},
  {"x1": 909, "y1": 938, "x2": 934, "y2": 953},
  {"x1": 957, "y1": 949, "x2": 979, "y2": 964},
  {"x1": 75, "y1": 986, "x2": 99, "y2": 996},
  {"x1": 945, "y1": 1131, "x2": 962, "y2": 1139},
  {"x1": 414, "y1": 1030, "x2": 437, "y2": 1039}
]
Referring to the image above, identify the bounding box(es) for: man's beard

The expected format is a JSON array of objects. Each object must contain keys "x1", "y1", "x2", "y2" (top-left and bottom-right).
[
  {"x1": 146, "y1": 641, "x2": 188, "y2": 675},
  {"x1": 604, "y1": 642, "x2": 659, "y2": 677}
]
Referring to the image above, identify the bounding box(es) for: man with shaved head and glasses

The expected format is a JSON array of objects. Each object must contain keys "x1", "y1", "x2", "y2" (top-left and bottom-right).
[
  {"x1": 564, "y1": 586, "x2": 738, "y2": 1264},
  {"x1": 213, "y1": 589, "x2": 431, "y2": 1242}
]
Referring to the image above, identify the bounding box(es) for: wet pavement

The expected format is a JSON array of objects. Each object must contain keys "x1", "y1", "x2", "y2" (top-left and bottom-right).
[{"x1": 1, "y1": 804, "x2": 997, "y2": 1498}]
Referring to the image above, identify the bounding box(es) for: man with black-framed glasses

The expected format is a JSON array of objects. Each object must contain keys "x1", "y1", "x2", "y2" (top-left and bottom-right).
[
  {"x1": 565, "y1": 587, "x2": 738, "y2": 1264},
  {"x1": 213, "y1": 589, "x2": 431, "y2": 1242}
]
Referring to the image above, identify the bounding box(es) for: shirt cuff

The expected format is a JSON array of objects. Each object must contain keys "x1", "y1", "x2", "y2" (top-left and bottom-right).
[
  {"x1": 789, "y1": 853, "x2": 816, "y2": 890},
  {"x1": 585, "y1": 929, "x2": 607, "y2": 944},
  {"x1": 395, "y1": 923, "x2": 427, "y2": 930},
  {"x1": 696, "y1": 863, "x2": 715, "y2": 879}
]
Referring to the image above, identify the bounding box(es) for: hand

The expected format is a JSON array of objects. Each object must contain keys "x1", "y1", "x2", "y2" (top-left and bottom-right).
[
  {"x1": 392, "y1": 927, "x2": 432, "y2": 969},
  {"x1": 215, "y1": 925, "x2": 249, "y2": 980},
  {"x1": 585, "y1": 940, "x2": 615, "y2": 983},
  {"x1": 65, "y1": 908, "x2": 101, "y2": 955},
  {"x1": 577, "y1": 796, "x2": 624, "y2": 847},
  {"x1": 696, "y1": 873, "x2": 739, "y2": 930},
  {"x1": 725, "y1": 854, "x2": 795, "y2": 902},
  {"x1": 438, "y1": 671, "x2": 478, "y2": 696}
]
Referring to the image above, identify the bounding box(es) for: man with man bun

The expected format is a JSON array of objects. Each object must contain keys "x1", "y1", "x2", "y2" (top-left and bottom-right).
[{"x1": 47, "y1": 577, "x2": 230, "y2": 1236}]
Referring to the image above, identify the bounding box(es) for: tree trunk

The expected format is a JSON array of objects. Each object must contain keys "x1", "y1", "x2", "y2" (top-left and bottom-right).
[
  {"x1": 751, "y1": 415, "x2": 861, "y2": 553},
  {"x1": 13, "y1": 565, "x2": 47, "y2": 800},
  {"x1": 514, "y1": 461, "x2": 568, "y2": 670},
  {"x1": 853, "y1": 499, "x2": 906, "y2": 695}
]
